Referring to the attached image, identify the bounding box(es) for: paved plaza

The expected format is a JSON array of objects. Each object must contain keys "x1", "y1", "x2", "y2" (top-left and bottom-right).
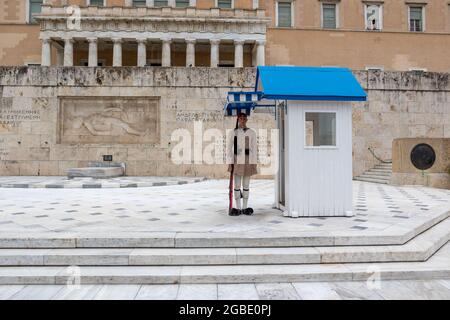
[
  {"x1": 0, "y1": 179, "x2": 449, "y2": 236},
  {"x1": 0, "y1": 179, "x2": 449, "y2": 296},
  {"x1": 0, "y1": 280, "x2": 450, "y2": 300}
]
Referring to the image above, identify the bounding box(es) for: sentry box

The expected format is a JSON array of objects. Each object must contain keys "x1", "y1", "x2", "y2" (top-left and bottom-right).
[{"x1": 224, "y1": 66, "x2": 367, "y2": 217}]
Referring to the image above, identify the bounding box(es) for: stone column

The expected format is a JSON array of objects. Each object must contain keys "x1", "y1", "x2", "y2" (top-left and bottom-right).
[
  {"x1": 56, "y1": 48, "x2": 64, "y2": 66},
  {"x1": 146, "y1": 0, "x2": 154, "y2": 6},
  {"x1": 137, "y1": 38, "x2": 147, "y2": 67},
  {"x1": 234, "y1": 40, "x2": 244, "y2": 68},
  {"x1": 63, "y1": 37, "x2": 74, "y2": 67},
  {"x1": 161, "y1": 38, "x2": 171, "y2": 67},
  {"x1": 256, "y1": 40, "x2": 265, "y2": 66},
  {"x1": 41, "y1": 37, "x2": 51, "y2": 67},
  {"x1": 112, "y1": 38, "x2": 122, "y2": 67},
  {"x1": 185, "y1": 38, "x2": 196, "y2": 67},
  {"x1": 210, "y1": 39, "x2": 220, "y2": 68},
  {"x1": 87, "y1": 37, "x2": 98, "y2": 67},
  {"x1": 124, "y1": 0, "x2": 133, "y2": 6},
  {"x1": 168, "y1": 0, "x2": 176, "y2": 7}
]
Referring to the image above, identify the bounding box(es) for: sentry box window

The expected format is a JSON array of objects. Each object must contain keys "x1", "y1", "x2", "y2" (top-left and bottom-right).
[{"x1": 305, "y1": 112, "x2": 336, "y2": 147}]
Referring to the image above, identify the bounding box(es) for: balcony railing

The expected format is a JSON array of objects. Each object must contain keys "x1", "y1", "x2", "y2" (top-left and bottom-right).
[{"x1": 39, "y1": 5, "x2": 267, "y2": 20}]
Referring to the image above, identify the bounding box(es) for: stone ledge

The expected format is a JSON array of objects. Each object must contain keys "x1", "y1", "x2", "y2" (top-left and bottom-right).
[{"x1": 67, "y1": 167, "x2": 124, "y2": 179}]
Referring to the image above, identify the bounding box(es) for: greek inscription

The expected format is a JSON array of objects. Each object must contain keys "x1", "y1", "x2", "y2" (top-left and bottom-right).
[
  {"x1": 0, "y1": 109, "x2": 41, "y2": 127},
  {"x1": 176, "y1": 111, "x2": 223, "y2": 122},
  {"x1": 0, "y1": 138, "x2": 8, "y2": 160}
]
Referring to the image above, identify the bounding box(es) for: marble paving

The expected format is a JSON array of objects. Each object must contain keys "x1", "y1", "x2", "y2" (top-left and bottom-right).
[
  {"x1": 0, "y1": 180, "x2": 448, "y2": 235},
  {"x1": 0, "y1": 176, "x2": 207, "y2": 189},
  {"x1": 1, "y1": 279, "x2": 450, "y2": 300}
]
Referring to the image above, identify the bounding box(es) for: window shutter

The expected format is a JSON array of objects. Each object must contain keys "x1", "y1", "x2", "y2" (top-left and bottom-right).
[
  {"x1": 29, "y1": 0, "x2": 43, "y2": 24},
  {"x1": 176, "y1": 0, "x2": 190, "y2": 6},
  {"x1": 278, "y1": 2, "x2": 292, "y2": 27},
  {"x1": 154, "y1": 0, "x2": 169, "y2": 6},
  {"x1": 322, "y1": 4, "x2": 336, "y2": 29},
  {"x1": 218, "y1": 0, "x2": 232, "y2": 9},
  {"x1": 90, "y1": 0, "x2": 104, "y2": 6},
  {"x1": 133, "y1": 0, "x2": 147, "y2": 6}
]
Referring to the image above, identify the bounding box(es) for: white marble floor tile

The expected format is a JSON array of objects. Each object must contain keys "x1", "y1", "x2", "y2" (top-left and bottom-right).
[
  {"x1": 292, "y1": 282, "x2": 341, "y2": 300},
  {"x1": 51, "y1": 285, "x2": 104, "y2": 300},
  {"x1": 8, "y1": 285, "x2": 64, "y2": 300},
  {"x1": 93, "y1": 285, "x2": 141, "y2": 300},
  {"x1": 176, "y1": 284, "x2": 218, "y2": 300},
  {"x1": 330, "y1": 282, "x2": 385, "y2": 300},
  {"x1": 217, "y1": 284, "x2": 259, "y2": 300},
  {"x1": 135, "y1": 284, "x2": 179, "y2": 300},
  {"x1": 375, "y1": 280, "x2": 450, "y2": 300},
  {"x1": 255, "y1": 283, "x2": 301, "y2": 300},
  {"x1": 0, "y1": 285, "x2": 26, "y2": 300}
]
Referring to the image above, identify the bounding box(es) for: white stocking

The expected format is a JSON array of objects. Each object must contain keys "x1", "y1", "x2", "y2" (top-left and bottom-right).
[
  {"x1": 233, "y1": 174, "x2": 242, "y2": 209},
  {"x1": 242, "y1": 175, "x2": 250, "y2": 209}
]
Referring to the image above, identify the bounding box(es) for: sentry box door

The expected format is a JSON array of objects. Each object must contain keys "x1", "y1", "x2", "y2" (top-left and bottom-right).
[{"x1": 283, "y1": 101, "x2": 353, "y2": 217}]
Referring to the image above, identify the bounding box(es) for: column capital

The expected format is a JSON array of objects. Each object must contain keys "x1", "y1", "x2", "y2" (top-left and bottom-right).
[
  {"x1": 161, "y1": 37, "x2": 172, "y2": 43},
  {"x1": 210, "y1": 39, "x2": 221, "y2": 45},
  {"x1": 112, "y1": 37, "x2": 123, "y2": 44},
  {"x1": 87, "y1": 37, "x2": 98, "y2": 43},
  {"x1": 40, "y1": 36, "x2": 51, "y2": 43},
  {"x1": 185, "y1": 38, "x2": 196, "y2": 44},
  {"x1": 256, "y1": 40, "x2": 266, "y2": 46},
  {"x1": 136, "y1": 37, "x2": 147, "y2": 44},
  {"x1": 63, "y1": 37, "x2": 74, "y2": 44},
  {"x1": 234, "y1": 39, "x2": 245, "y2": 45}
]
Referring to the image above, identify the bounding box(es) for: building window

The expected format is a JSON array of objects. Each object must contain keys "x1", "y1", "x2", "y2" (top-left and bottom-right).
[
  {"x1": 365, "y1": 4, "x2": 382, "y2": 30},
  {"x1": 217, "y1": 0, "x2": 233, "y2": 9},
  {"x1": 176, "y1": 0, "x2": 190, "y2": 7},
  {"x1": 322, "y1": 3, "x2": 337, "y2": 29},
  {"x1": 409, "y1": 6, "x2": 424, "y2": 32},
  {"x1": 88, "y1": 0, "x2": 105, "y2": 6},
  {"x1": 133, "y1": 0, "x2": 147, "y2": 6},
  {"x1": 154, "y1": 0, "x2": 168, "y2": 7},
  {"x1": 277, "y1": 2, "x2": 293, "y2": 28},
  {"x1": 305, "y1": 112, "x2": 337, "y2": 147},
  {"x1": 29, "y1": 0, "x2": 43, "y2": 24}
]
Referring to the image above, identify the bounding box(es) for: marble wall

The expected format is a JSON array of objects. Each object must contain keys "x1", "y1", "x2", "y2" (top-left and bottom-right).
[{"x1": 0, "y1": 67, "x2": 449, "y2": 178}]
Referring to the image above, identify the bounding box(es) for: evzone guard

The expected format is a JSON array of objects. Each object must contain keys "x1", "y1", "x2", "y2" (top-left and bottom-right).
[{"x1": 227, "y1": 112, "x2": 258, "y2": 216}]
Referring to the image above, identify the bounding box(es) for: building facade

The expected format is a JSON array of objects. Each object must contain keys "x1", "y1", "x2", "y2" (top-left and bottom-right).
[
  {"x1": 0, "y1": 0, "x2": 450, "y2": 71},
  {"x1": 0, "y1": 1, "x2": 449, "y2": 178}
]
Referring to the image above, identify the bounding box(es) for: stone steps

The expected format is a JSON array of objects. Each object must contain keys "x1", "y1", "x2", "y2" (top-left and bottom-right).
[
  {"x1": 354, "y1": 177, "x2": 389, "y2": 184},
  {"x1": 0, "y1": 218, "x2": 449, "y2": 267},
  {"x1": 0, "y1": 208, "x2": 449, "y2": 249},
  {"x1": 0, "y1": 215, "x2": 448, "y2": 284},
  {"x1": 355, "y1": 163, "x2": 392, "y2": 184},
  {"x1": 0, "y1": 242, "x2": 449, "y2": 284}
]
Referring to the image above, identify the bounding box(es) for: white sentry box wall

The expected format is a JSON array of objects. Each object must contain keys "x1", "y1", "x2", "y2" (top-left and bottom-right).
[{"x1": 278, "y1": 100, "x2": 353, "y2": 217}]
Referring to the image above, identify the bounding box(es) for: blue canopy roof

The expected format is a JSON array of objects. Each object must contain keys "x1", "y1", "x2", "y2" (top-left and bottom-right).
[{"x1": 255, "y1": 66, "x2": 367, "y2": 101}]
